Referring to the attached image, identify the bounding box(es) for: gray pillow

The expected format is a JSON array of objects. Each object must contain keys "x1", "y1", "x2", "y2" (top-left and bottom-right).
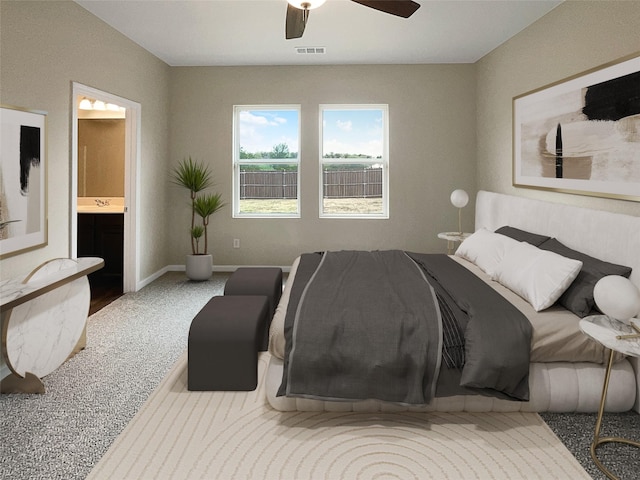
[
  {"x1": 539, "y1": 238, "x2": 632, "y2": 317},
  {"x1": 494, "y1": 226, "x2": 550, "y2": 247}
]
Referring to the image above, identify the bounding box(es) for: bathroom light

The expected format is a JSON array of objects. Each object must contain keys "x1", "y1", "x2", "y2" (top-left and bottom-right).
[
  {"x1": 92, "y1": 100, "x2": 106, "y2": 111},
  {"x1": 106, "y1": 103, "x2": 121, "y2": 111},
  {"x1": 594, "y1": 275, "x2": 640, "y2": 325},
  {"x1": 450, "y1": 189, "x2": 469, "y2": 234},
  {"x1": 79, "y1": 98, "x2": 93, "y2": 110}
]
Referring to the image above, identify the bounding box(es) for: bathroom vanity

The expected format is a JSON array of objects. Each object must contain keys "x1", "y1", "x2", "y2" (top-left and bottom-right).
[{"x1": 77, "y1": 198, "x2": 124, "y2": 286}]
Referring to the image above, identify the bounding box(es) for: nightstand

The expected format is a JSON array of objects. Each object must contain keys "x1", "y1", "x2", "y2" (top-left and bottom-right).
[
  {"x1": 437, "y1": 232, "x2": 471, "y2": 255},
  {"x1": 579, "y1": 315, "x2": 640, "y2": 480}
]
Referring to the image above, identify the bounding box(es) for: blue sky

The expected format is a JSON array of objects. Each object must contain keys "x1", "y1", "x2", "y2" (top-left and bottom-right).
[
  {"x1": 322, "y1": 108, "x2": 384, "y2": 158},
  {"x1": 239, "y1": 108, "x2": 384, "y2": 158},
  {"x1": 239, "y1": 109, "x2": 299, "y2": 155}
]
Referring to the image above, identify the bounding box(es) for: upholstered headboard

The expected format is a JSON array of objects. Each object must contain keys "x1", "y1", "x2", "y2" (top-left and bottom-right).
[
  {"x1": 475, "y1": 190, "x2": 640, "y2": 291},
  {"x1": 475, "y1": 190, "x2": 640, "y2": 412}
]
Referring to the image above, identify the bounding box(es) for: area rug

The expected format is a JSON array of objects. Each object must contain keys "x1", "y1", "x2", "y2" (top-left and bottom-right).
[{"x1": 88, "y1": 352, "x2": 591, "y2": 480}]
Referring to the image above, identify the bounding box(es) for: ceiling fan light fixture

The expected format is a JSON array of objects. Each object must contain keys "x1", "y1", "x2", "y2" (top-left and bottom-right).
[{"x1": 287, "y1": 0, "x2": 326, "y2": 10}]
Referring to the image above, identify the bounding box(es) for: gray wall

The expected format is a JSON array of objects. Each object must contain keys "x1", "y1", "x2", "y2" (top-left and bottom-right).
[
  {"x1": 168, "y1": 65, "x2": 477, "y2": 267},
  {"x1": 477, "y1": 0, "x2": 640, "y2": 217},
  {"x1": 0, "y1": 0, "x2": 171, "y2": 281}
]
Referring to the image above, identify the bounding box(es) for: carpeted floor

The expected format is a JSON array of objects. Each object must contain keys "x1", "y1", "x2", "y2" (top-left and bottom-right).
[{"x1": 1, "y1": 271, "x2": 639, "y2": 479}]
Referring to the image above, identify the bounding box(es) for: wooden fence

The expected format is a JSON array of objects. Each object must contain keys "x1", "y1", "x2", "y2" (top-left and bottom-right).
[
  {"x1": 240, "y1": 168, "x2": 382, "y2": 199},
  {"x1": 323, "y1": 168, "x2": 382, "y2": 198},
  {"x1": 240, "y1": 171, "x2": 297, "y2": 199}
]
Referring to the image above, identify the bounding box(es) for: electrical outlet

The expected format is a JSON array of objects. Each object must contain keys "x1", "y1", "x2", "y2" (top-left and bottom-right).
[{"x1": 233, "y1": 238, "x2": 240, "y2": 249}]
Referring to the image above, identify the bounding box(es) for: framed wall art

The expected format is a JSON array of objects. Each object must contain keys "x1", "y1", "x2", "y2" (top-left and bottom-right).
[
  {"x1": 0, "y1": 105, "x2": 47, "y2": 258},
  {"x1": 513, "y1": 54, "x2": 640, "y2": 202}
]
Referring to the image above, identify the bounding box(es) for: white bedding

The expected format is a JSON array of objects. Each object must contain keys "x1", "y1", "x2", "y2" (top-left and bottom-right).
[{"x1": 266, "y1": 191, "x2": 640, "y2": 413}]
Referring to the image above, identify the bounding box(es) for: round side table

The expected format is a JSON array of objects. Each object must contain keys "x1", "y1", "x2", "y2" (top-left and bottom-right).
[
  {"x1": 437, "y1": 232, "x2": 471, "y2": 255},
  {"x1": 579, "y1": 315, "x2": 640, "y2": 480}
]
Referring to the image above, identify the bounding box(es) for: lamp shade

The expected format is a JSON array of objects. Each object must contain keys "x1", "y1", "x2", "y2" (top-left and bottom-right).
[
  {"x1": 593, "y1": 275, "x2": 640, "y2": 324},
  {"x1": 450, "y1": 189, "x2": 469, "y2": 209},
  {"x1": 288, "y1": 0, "x2": 326, "y2": 9}
]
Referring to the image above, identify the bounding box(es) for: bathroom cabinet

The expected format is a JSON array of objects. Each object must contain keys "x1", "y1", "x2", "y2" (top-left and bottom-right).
[{"x1": 77, "y1": 213, "x2": 124, "y2": 285}]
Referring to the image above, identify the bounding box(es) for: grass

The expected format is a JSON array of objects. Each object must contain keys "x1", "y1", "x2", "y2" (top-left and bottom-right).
[{"x1": 239, "y1": 198, "x2": 383, "y2": 215}]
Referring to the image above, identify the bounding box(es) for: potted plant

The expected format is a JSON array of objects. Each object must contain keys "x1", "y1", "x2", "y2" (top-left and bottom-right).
[{"x1": 171, "y1": 156, "x2": 226, "y2": 280}]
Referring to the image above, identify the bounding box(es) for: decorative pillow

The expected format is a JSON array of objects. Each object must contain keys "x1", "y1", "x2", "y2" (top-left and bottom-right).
[
  {"x1": 492, "y1": 242, "x2": 583, "y2": 312},
  {"x1": 494, "y1": 226, "x2": 550, "y2": 247},
  {"x1": 454, "y1": 228, "x2": 520, "y2": 276},
  {"x1": 539, "y1": 238, "x2": 633, "y2": 317}
]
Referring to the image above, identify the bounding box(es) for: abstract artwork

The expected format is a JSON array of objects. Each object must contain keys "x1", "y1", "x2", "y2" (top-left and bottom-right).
[
  {"x1": 513, "y1": 54, "x2": 640, "y2": 201},
  {"x1": 1, "y1": 105, "x2": 47, "y2": 258}
]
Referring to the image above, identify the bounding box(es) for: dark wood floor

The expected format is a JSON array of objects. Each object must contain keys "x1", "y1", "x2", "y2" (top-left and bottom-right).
[{"x1": 89, "y1": 281, "x2": 123, "y2": 316}]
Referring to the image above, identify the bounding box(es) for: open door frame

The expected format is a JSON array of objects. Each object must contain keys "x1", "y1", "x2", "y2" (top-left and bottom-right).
[{"x1": 70, "y1": 82, "x2": 140, "y2": 293}]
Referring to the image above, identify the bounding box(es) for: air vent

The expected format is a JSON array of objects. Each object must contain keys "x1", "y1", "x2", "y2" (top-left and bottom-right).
[{"x1": 295, "y1": 46, "x2": 326, "y2": 54}]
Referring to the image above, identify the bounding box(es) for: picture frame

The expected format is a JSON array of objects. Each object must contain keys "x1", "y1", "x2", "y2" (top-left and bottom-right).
[
  {"x1": 513, "y1": 54, "x2": 640, "y2": 202},
  {"x1": 1, "y1": 105, "x2": 48, "y2": 258}
]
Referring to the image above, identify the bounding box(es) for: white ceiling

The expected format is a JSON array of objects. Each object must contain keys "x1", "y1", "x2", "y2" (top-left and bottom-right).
[{"x1": 75, "y1": 0, "x2": 562, "y2": 67}]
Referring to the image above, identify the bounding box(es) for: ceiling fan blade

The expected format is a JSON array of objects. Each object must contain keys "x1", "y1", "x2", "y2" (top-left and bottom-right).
[
  {"x1": 351, "y1": 0, "x2": 420, "y2": 18},
  {"x1": 286, "y1": 4, "x2": 306, "y2": 39}
]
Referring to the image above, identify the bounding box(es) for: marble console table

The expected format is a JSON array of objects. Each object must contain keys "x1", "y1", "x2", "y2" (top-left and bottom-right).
[{"x1": 0, "y1": 257, "x2": 104, "y2": 393}]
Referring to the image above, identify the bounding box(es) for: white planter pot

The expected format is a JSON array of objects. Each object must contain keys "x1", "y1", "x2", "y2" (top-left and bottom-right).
[{"x1": 185, "y1": 254, "x2": 212, "y2": 281}]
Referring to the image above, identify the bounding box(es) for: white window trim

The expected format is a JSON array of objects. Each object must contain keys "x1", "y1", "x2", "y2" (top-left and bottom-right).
[
  {"x1": 232, "y1": 105, "x2": 301, "y2": 219},
  {"x1": 319, "y1": 104, "x2": 389, "y2": 219}
]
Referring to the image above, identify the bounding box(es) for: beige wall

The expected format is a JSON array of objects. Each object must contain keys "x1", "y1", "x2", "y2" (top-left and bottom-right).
[
  {"x1": 0, "y1": 1, "x2": 171, "y2": 281},
  {"x1": 2, "y1": 1, "x2": 638, "y2": 281},
  {"x1": 477, "y1": 0, "x2": 640, "y2": 217},
  {"x1": 168, "y1": 65, "x2": 477, "y2": 267}
]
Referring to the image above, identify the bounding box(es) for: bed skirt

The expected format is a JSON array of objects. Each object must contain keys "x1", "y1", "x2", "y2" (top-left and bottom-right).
[{"x1": 265, "y1": 355, "x2": 636, "y2": 413}]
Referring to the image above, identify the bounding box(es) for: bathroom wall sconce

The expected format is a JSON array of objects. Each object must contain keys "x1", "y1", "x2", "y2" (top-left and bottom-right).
[{"x1": 79, "y1": 97, "x2": 125, "y2": 112}]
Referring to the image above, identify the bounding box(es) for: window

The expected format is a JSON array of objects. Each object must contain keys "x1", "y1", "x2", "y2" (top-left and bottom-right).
[
  {"x1": 233, "y1": 106, "x2": 300, "y2": 217},
  {"x1": 320, "y1": 105, "x2": 389, "y2": 218}
]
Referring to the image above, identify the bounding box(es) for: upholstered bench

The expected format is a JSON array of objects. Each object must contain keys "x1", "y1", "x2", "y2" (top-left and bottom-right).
[
  {"x1": 224, "y1": 267, "x2": 283, "y2": 350},
  {"x1": 188, "y1": 295, "x2": 269, "y2": 391}
]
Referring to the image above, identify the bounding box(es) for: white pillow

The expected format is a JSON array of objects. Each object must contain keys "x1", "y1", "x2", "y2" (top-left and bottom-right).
[
  {"x1": 454, "y1": 228, "x2": 520, "y2": 276},
  {"x1": 492, "y1": 242, "x2": 583, "y2": 311}
]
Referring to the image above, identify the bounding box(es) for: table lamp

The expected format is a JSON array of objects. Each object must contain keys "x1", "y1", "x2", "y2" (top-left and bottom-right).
[
  {"x1": 593, "y1": 275, "x2": 640, "y2": 327},
  {"x1": 450, "y1": 189, "x2": 469, "y2": 235}
]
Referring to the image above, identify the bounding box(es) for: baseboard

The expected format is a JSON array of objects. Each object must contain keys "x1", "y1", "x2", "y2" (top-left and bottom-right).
[
  {"x1": 136, "y1": 265, "x2": 172, "y2": 291},
  {"x1": 136, "y1": 264, "x2": 291, "y2": 292}
]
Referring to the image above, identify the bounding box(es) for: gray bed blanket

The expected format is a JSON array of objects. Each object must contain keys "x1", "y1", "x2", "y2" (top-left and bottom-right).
[
  {"x1": 408, "y1": 253, "x2": 532, "y2": 400},
  {"x1": 284, "y1": 250, "x2": 443, "y2": 405},
  {"x1": 277, "y1": 251, "x2": 532, "y2": 404}
]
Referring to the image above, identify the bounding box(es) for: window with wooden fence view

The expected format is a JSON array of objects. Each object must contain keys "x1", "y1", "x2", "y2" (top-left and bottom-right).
[
  {"x1": 234, "y1": 105, "x2": 388, "y2": 217},
  {"x1": 320, "y1": 105, "x2": 388, "y2": 217},
  {"x1": 234, "y1": 106, "x2": 300, "y2": 217}
]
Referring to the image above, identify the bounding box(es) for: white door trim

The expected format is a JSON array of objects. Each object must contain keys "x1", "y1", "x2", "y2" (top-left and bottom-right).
[{"x1": 70, "y1": 82, "x2": 141, "y2": 292}]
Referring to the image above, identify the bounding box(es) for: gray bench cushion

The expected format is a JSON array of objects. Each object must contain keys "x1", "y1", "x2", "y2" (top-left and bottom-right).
[{"x1": 188, "y1": 295, "x2": 268, "y2": 391}]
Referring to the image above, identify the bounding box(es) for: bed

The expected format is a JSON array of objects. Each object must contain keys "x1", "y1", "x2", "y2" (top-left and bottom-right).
[{"x1": 266, "y1": 190, "x2": 640, "y2": 413}]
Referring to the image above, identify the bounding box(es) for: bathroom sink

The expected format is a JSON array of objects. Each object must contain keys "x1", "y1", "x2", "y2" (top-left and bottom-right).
[{"x1": 77, "y1": 197, "x2": 125, "y2": 213}]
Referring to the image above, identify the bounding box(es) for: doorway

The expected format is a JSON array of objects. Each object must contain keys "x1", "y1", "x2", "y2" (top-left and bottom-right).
[{"x1": 71, "y1": 83, "x2": 140, "y2": 301}]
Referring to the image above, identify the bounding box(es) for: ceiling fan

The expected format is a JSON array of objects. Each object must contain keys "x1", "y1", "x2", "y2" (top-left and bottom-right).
[{"x1": 285, "y1": 0, "x2": 421, "y2": 40}]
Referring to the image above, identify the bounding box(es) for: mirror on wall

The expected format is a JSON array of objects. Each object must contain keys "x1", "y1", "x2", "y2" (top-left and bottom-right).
[{"x1": 77, "y1": 98, "x2": 125, "y2": 198}]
